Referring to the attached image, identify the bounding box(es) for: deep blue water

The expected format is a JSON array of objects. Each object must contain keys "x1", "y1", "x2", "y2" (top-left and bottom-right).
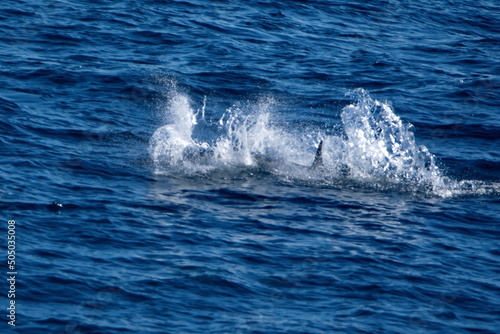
[{"x1": 1, "y1": 0, "x2": 499, "y2": 333}]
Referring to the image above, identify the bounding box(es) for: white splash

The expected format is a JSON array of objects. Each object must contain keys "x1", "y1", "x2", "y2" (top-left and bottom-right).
[
  {"x1": 150, "y1": 92, "x2": 297, "y2": 174},
  {"x1": 149, "y1": 87, "x2": 498, "y2": 197},
  {"x1": 333, "y1": 89, "x2": 448, "y2": 194}
]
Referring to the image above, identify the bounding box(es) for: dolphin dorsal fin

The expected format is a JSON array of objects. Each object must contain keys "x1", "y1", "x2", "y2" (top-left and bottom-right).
[{"x1": 311, "y1": 140, "x2": 324, "y2": 169}]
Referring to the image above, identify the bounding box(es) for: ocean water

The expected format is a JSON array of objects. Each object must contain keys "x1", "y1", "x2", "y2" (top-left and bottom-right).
[{"x1": 1, "y1": 0, "x2": 499, "y2": 333}]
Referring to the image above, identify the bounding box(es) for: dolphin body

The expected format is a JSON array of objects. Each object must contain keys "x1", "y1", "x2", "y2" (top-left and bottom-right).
[{"x1": 181, "y1": 140, "x2": 326, "y2": 171}]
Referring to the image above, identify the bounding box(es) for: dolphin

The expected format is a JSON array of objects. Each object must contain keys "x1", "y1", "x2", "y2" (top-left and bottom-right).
[
  {"x1": 310, "y1": 140, "x2": 349, "y2": 176},
  {"x1": 179, "y1": 139, "x2": 326, "y2": 171}
]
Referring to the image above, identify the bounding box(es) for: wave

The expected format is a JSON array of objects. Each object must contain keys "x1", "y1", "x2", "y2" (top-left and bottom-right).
[{"x1": 149, "y1": 87, "x2": 499, "y2": 198}]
